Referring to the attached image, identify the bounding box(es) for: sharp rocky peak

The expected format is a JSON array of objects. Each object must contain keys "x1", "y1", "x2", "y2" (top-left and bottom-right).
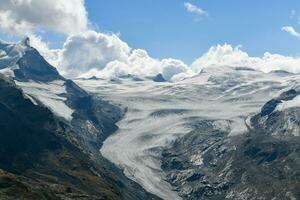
[{"x1": 20, "y1": 37, "x2": 31, "y2": 47}]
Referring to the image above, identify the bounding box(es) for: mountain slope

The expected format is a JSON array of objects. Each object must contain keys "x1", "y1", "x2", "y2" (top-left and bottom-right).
[
  {"x1": 0, "y1": 77, "x2": 118, "y2": 199},
  {"x1": 0, "y1": 39, "x2": 160, "y2": 200}
]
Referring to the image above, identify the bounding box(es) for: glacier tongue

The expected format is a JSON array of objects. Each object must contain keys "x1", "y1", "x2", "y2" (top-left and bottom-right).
[{"x1": 77, "y1": 79, "x2": 187, "y2": 200}]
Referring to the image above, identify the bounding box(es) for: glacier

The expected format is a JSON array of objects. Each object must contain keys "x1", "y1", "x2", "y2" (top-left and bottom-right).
[{"x1": 76, "y1": 66, "x2": 300, "y2": 199}]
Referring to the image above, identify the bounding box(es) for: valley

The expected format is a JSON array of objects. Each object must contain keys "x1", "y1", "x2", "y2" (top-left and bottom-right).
[{"x1": 76, "y1": 67, "x2": 300, "y2": 199}]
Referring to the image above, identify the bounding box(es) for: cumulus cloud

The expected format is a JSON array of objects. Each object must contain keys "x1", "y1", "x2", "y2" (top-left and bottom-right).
[
  {"x1": 28, "y1": 31, "x2": 189, "y2": 81},
  {"x1": 282, "y1": 26, "x2": 300, "y2": 38},
  {"x1": 160, "y1": 59, "x2": 190, "y2": 81},
  {"x1": 0, "y1": 0, "x2": 191, "y2": 81},
  {"x1": 191, "y1": 44, "x2": 256, "y2": 73},
  {"x1": 26, "y1": 32, "x2": 300, "y2": 82},
  {"x1": 29, "y1": 35, "x2": 300, "y2": 82},
  {"x1": 76, "y1": 47, "x2": 190, "y2": 82},
  {"x1": 184, "y1": 2, "x2": 208, "y2": 16},
  {"x1": 5, "y1": 0, "x2": 300, "y2": 82},
  {"x1": 0, "y1": 0, "x2": 88, "y2": 35},
  {"x1": 191, "y1": 44, "x2": 300, "y2": 74},
  {"x1": 59, "y1": 31, "x2": 131, "y2": 77}
]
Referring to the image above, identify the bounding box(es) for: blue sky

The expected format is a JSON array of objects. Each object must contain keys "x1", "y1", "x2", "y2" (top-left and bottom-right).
[
  {"x1": 1, "y1": 0, "x2": 300, "y2": 65},
  {"x1": 81, "y1": 0, "x2": 300, "y2": 63}
]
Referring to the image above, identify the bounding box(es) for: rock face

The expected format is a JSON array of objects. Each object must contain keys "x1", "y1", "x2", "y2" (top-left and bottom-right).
[
  {"x1": 161, "y1": 90, "x2": 300, "y2": 200},
  {"x1": 252, "y1": 89, "x2": 300, "y2": 137},
  {"x1": 152, "y1": 73, "x2": 167, "y2": 82},
  {"x1": 0, "y1": 38, "x2": 123, "y2": 158},
  {"x1": 0, "y1": 77, "x2": 111, "y2": 199},
  {"x1": 0, "y1": 39, "x2": 160, "y2": 200},
  {"x1": 15, "y1": 47, "x2": 61, "y2": 82}
]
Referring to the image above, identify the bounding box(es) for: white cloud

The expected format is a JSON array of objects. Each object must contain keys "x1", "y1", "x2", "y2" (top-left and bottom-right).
[
  {"x1": 5, "y1": 0, "x2": 300, "y2": 82},
  {"x1": 76, "y1": 48, "x2": 190, "y2": 82},
  {"x1": 0, "y1": 0, "x2": 88, "y2": 35},
  {"x1": 0, "y1": 0, "x2": 190, "y2": 82},
  {"x1": 191, "y1": 44, "x2": 256, "y2": 73},
  {"x1": 282, "y1": 26, "x2": 300, "y2": 38},
  {"x1": 29, "y1": 31, "x2": 189, "y2": 82},
  {"x1": 184, "y1": 2, "x2": 208, "y2": 16},
  {"x1": 58, "y1": 30, "x2": 131, "y2": 77},
  {"x1": 160, "y1": 59, "x2": 190, "y2": 81},
  {"x1": 26, "y1": 31, "x2": 300, "y2": 82},
  {"x1": 29, "y1": 35, "x2": 300, "y2": 82},
  {"x1": 191, "y1": 44, "x2": 300, "y2": 74}
]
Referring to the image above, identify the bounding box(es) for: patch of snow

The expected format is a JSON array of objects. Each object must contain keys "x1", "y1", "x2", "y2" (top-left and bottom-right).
[
  {"x1": 23, "y1": 94, "x2": 38, "y2": 105},
  {"x1": 190, "y1": 154, "x2": 203, "y2": 166},
  {"x1": 0, "y1": 68, "x2": 15, "y2": 77},
  {"x1": 86, "y1": 120, "x2": 98, "y2": 135},
  {"x1": 275, "y1": 95, "x2": 300, "y2": 111},
  {"x1": 38, "y1": 96, "x2": 73, "y2": 121},
  {"x1": 272, "y1": 114, "x2": 300, "y2": 137},
  {"x1": 16, "y1": 80, "x2": 74, "y2": 121},
  {"x1": 0, "y1": 49, "x2": 7, "y2": 57},
  {"x1": 245, "y1": 116, "x2": 253, "y2": 129},
  {"x1": 285, "y1": 192, "x2": 297, "y2": 200},
  {"x1": 11, "y1": 43, "x2": 28, "y2": 57},
  {"x1": 213, "y1": 120, "x2": 231, "y2": 132},
  {"x1": 228, "y1": 118, "x2": 248, "y2": 136}
]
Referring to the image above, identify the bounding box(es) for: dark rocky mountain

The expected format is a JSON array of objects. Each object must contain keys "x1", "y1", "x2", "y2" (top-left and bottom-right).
[
  {"x1": 0, "y1": 39, "x2": 160, "y2": 200},
  {"x1": 152, "y1": 74, "x2": 167, "y2": 82},
  {"x1": 251, "y1": 89, "x2": 300, "y2": 137}
]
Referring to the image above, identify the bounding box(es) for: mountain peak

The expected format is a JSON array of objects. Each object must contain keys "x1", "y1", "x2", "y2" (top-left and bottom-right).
[
  {"x1": 152, "y1": 73, "x2": 166, "y2": 82},
  {"x1": 20, "y1": 37, "x2": 31, "y2": 47}
]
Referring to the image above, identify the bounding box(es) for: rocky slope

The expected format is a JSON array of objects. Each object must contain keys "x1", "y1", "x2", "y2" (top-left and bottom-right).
[
  {"x1": 161, "y1": 87, "x2": 300, "y2": 200},
  {"x1": 0, "y1": 39, "x2": 160, "y2": 200}
]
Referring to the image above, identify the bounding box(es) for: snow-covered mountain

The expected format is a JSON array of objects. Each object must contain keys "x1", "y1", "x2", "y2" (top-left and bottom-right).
[{"x1": 0, "y1": 38, "x2": 299, "y2": 200}]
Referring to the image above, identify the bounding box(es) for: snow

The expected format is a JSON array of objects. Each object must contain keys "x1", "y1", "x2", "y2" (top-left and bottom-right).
[
  {"x1": 23, "y1": 94, "x2": 38, "y2": 105},
  {"x1": 0, "y1": 67, "x2": 15, "y2": 77},
  {"x1": 190, "y1": 154, "x2": 203, "y2": 166},
  {"x1": 0, "y1": 49, "x2": 7, "y2": 57},
  {"x1": 76, "y1": 69, "x2": 297, "y2": 200},
  {"x1": 0, "y1": 40, "x2": 75, "y2": 121},
  {"x1": 16, "y1": 80, "x2": 74, "y2": 121},
  {"x1": 275, "y1": 95, "x2": 300, "y2": 111}
]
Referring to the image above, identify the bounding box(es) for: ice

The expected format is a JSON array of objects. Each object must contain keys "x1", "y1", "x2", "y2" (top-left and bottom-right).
[
  {"x1": 275, "y1": 95, "x2": 300, "y2": 111},
  {"x1": 190, "y1": 154, "x2": 203, "y2": 166},
  {"x1": 0, "y1": 49, "x2": 7, "y2": 57},
  {"x1": 76, "y1": 69, "x2": 299, "y2": 200},
  {"x1": 16, "y1": 80, "x2": 74, "y2": 121},
  {"x1": 0, "y1": 68, "x2": 15, "y2": 78}
]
